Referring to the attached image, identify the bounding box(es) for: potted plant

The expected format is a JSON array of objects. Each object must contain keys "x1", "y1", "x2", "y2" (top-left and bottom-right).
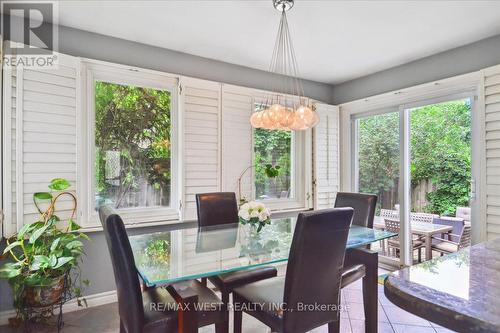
[{"x1": 0, "y1": 178, "x2": 89, "y2": 325}]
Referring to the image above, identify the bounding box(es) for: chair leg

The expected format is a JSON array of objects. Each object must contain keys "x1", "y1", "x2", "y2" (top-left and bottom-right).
[
  {"x1": 362, "y1": 251, "x2": 378, "y2": 333},
  {"x1": 215, "y1": 321, "x2": 228, "y2": 333},
  {"x1": 328, "y1": 320, "x2": 340, "y2": 333},
  {"x1": 418, "y1": 248, "x2": 422, "y2": 263},
  {"x1": 234, "y1": 309, "x2": 243, "y2": 333},
  {"x1": 220, "y1": 290, "x2": 230, "y2": 333}
]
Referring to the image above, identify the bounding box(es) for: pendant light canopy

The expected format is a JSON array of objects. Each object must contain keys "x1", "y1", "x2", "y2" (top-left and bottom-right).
[{"x1": 251, "y1": 0, "x2": 319, "y2": 131}]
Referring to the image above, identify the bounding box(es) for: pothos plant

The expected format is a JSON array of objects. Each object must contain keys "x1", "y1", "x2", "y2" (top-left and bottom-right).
[{"x1": 0, "y1": 178, "x2": 89, "y2": 321}]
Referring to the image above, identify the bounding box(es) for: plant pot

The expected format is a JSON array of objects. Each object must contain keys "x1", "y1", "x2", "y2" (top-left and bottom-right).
[{"x1": 23, "y1": 275, "x2": 66, "y2": 308}]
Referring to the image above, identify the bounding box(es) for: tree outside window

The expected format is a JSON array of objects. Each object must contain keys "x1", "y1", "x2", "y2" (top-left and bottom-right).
[{"x1": 94, "y1": 81, "x2": 172, "y2": 209}]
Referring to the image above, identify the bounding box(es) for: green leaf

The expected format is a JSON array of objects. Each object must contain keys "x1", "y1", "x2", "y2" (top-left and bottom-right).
[
  {"x1": 3, "y1": 241, "x2": 22, "y2": 254},
  {"x1": 47, "y1": 216, "x2": 60, "y2": 227},
  {"x1": 54, "y1": 257, "x2": 74, "y2": 269},
  {"x1": 0, "y1": 263, "x2": 22, "y2": 279},
  {"x1": 17, "y1": 223, "x2": 38, "y2": 240},
  {"x1": 48, "y1": 255, "x2": 58, "y2": 268},
  {"x1": 78, "y1": 233, "x2": 90, "y2": 241},
  {"x1": 68, "y1": 218, "x2": 81, "y2": 231},
  {"x1": 48, "y1": 178, "x2": 71, "y2": 191},
  {"x1": 50, "y1": 237, "x2": 61, "y2": 252},
  {"x1": 24, "y1": 274, "x2": 45, "y2": 286},
  {"x1": 33, "y1": 192, "x2": 53, "y2": 200},
  {"x1": 30, "y1": 255, "x2": 50, "y2": 271},
  {"x1": 29, "y1": 224, "x2": 50, "y2": 244},
  {"x1": 65, "y1": 240, "x2": 83, "y2": 250}
]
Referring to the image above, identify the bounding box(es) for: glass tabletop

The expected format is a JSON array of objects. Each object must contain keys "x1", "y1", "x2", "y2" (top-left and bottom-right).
[{"x1": 130, "y1": 217, "x2": 397, "y2": 286}]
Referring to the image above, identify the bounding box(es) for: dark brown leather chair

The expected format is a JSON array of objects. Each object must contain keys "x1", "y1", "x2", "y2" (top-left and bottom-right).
[
  {"x1": 232, "y1": 208, "x2": 354, "y2": 333},
  {"x1": 195, "y1": 193, "x2": 278, "y2": 326},
  {"x1": 334, "y1": 192, "x2": 378, "y2": 332},
  {"x1": 99, "y1": 206, "x2": 227, "y2": 333}
]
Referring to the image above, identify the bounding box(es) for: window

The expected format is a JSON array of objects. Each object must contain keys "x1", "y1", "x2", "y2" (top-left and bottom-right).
[
  {"x1": 252, "y1": 102, "x2": 310, "y2": 211},
  {"x1": 254, "y1": 128, "x2": 293, "y2": 200},
  {"x1": 94, "y1": 81, "x2": 172, "y2": 209},
  {"x1": 83, "y1": 62, "x2": 179, "y2": 225},
  {"x1": 253, "y1": 104, "x2": 294, "y2": 200}
]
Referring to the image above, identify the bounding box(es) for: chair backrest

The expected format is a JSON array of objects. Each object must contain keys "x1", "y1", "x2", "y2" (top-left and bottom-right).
[
  {"x1": 334, "y1": 192, "x2": 377, "y2": 228},
  {"x1": 99, "y1": 206, "x2": 144, "y2": 333},
  {"x1": 196, "y1": 192, "x2": 239, "y2": 227},
  {"x1": 411, "y1": 212, "x2": 439, "y2": 224},
  {"x1": 282, "y1": 208, "x2": 353, "y2": 332},
  {"x1": 384, "y1": 218, "x2": 400, "y2": 234},
  {"x1": 380, "y1": 209, "x2": 399, "y2": 220},
  {"x1": 458, "y1": 225, "x2": 472, "y2": 249},
  {"x1": 456, "y1": 206, "x2": 471, "y2": 222}
]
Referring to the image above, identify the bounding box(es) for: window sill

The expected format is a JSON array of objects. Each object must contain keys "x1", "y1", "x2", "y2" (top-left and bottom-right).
[
  {"x1": 80, "y1": 217, "x2": 186, "y2": 233},
  {"x1": 80, "y1": 208, "x2": 311, "y2": 233}
]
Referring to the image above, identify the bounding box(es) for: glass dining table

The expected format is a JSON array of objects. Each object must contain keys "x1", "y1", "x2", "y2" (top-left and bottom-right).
[
  {"x1": 129, "y1": 216, "x2": 396, "y2": 333},
  {"x1": 129, "y1": 217, "x2": 397, "y2": 287}
]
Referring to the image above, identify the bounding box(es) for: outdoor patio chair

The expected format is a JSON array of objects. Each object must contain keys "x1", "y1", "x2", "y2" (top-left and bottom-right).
[
  {"x1": 380, "y1": 209, "x2": 399, "y2": 220},
  {"x1": 410, "y1": 212, "x2": 439, "y2": 224},
  {"x1": 385, "y1": 218, "x2": 425, "y2": 263},
  {"x1": 431, "y1": 225, "x2": 472, "y2": 255},
  {"x1": 456, "y1": 206, "x2": 471, "y2": 223}
]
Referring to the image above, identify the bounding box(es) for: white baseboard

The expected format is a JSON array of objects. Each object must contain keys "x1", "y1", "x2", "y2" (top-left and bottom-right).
[{"x1": 0, "y1": 290, "x2": 117, "y2": 326}]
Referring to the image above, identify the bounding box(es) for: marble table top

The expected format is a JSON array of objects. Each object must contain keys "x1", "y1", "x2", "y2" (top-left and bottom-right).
[{"x1": 384, "y1": 238, "x2": 500, "y2": 333}]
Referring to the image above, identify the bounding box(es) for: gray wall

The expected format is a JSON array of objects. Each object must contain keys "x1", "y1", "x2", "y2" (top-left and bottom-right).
[
  {"x1": 58, "y1": 24, "x2": 333, "y2": 104},
  {"x1": 332, "y1": 34, "x2": 500, "y2": 104}
]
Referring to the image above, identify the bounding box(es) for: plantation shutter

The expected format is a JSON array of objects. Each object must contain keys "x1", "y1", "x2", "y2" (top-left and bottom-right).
[
  {"x1": 181, "y1": 77, "x2": 221, "y2": 220},
  {"x1": 313, "y1": 103, "x2": 340, "y2": 209},
  {"x1": 2, "y1": 47, "x2": 80, "y2": 235},
  {"x1": 221, "y1": 84, "x2": 254, "y2": 201},
  {"x1": 482, "y1": 65, "x2": 500, "y2": 240}
]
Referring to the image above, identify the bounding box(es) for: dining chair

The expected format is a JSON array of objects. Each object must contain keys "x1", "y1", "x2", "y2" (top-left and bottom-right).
[
  {"x1": 99, "y1": 206, "x2": 227, "y2": 333},
  {"x1": 232, "y1": 208, "x2": 354, "y2": 333},
  {"x1": 431, "y1": 224, "x2": 472, "y2": 255},
  {"x1": 195, "y1": 193, "x2": 278, "y2": 327},
  {"x1": 334, "y1": 192, "x2": 378, "y2": 332},
  {"x1": 385, "y1": 218, "x2": 425, "y2": 262}
]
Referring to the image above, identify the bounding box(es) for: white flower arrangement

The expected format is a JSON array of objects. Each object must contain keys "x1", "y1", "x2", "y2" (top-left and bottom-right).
[{"x1": 238, "y1": 201, "x2": 271, "y2": 232}]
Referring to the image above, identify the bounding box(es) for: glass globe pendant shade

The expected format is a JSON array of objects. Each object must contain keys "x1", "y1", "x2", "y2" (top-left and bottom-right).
[
  {"x1": 309, "y1": 110, "x2": 320, "y2": 127},
  {"x1": 296, "y1": 105, "x2": 316, "y2": 126},
  {"x1": 289, "y1": 111, "x2": 308, "y2": 131},
  {"x1": 250, "y1": 111, "x2": 263, "y2": 128},
  {"x1": 260, "y1": 108, "x2": 274, "y2": 129},
  {"x1": 278, "y1": 107, "x2": 295, "y2": 128}
]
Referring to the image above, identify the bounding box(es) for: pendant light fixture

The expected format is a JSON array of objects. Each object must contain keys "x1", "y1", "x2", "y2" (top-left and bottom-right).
[{"x1": 250, "y1": 0, "x2": 319, "y2": 131}]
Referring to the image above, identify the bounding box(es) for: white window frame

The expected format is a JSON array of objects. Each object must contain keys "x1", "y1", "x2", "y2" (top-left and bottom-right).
[
  {"x1": 250, "y1": 98, "x2": 312, "y2": 212},
  {"x1": 80, "y1": 61, "x2": 180, "y2": 227},
  {"x1": 340, "y1": 72, "x2": 483, "y2": 267}
]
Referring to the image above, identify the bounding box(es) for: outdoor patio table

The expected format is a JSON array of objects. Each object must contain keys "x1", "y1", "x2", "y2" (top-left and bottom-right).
[
  {"x1": 384, "y1": 239, "x2": 500, "y2": 332},
  {"x1": 129, "y1": 216, "x2": 397, "y2": 333},
  {"x1": 373, "y1": 216, "x2": 453, "y2": 260}
]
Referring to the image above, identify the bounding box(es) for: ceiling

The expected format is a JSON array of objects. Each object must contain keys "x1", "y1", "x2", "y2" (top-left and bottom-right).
[{"x1": 52, "y1": 1, "x2": 500, "y2": 84}]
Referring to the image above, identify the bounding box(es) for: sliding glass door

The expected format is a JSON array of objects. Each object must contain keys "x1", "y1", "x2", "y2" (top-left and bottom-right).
[
  {"x1": 355, "y1": 111, "x2": 401, "y2": 262},
  {"x1": 354, "y1": 96, "x2": 474, "y2": 267}
]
